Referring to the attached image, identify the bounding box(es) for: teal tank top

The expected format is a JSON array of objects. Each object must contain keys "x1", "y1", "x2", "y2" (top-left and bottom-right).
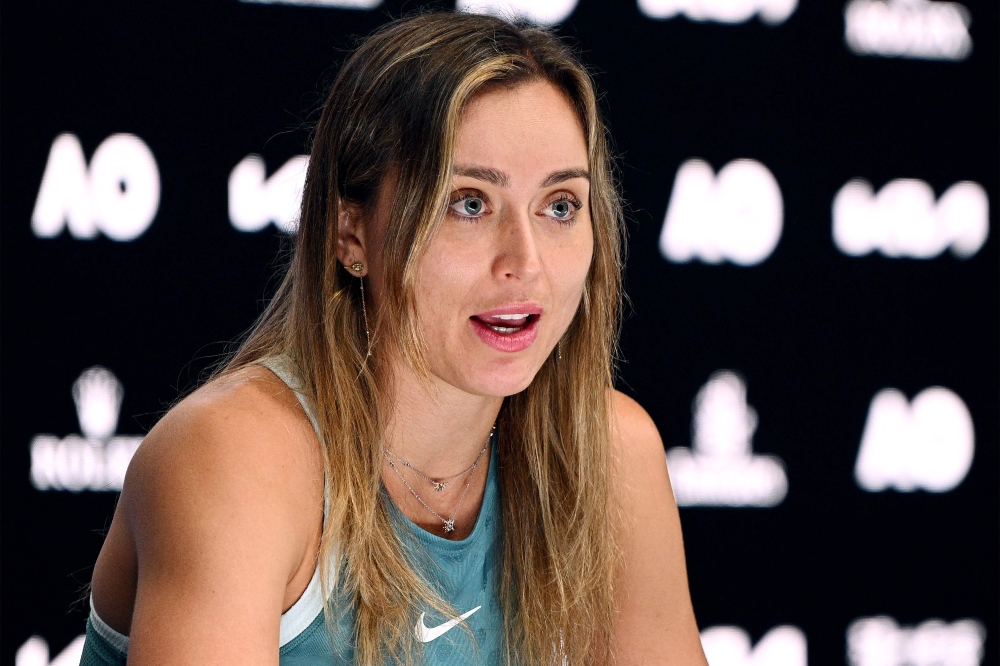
[{"x1": 80, "y1": 356, "x2": 504, "y2": 665}]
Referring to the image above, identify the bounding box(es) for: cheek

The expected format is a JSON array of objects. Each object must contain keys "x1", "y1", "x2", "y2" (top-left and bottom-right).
[
  {"x1": 580, "y1": 228, "x2": 596, "y2": 279},
  {"x1": 553, "y1": 230, "x2": 594, "y2": 318},
  {"x1": 413, "y1": 238, "x2": 480, "y2": 324}
]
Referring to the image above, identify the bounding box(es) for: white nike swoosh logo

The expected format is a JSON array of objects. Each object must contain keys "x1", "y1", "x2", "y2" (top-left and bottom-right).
[{"x1": 414, "y1": 606, "x2": 482, "y2": 643}]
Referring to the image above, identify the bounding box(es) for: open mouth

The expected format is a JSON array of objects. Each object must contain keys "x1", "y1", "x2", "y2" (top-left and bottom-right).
[
  {"x1": 469, "y1": 306, "x2": 542, "y2": 353},
  {"x1": 471, "y1": 312, "x2": 540, "y2": 334}
]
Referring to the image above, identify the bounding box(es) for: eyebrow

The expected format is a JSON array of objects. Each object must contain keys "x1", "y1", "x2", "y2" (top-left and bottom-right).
[
  {"x1": 539, "y1": 168, "x2": 590, "y2": 188},
  {"x1": 453, "y1": 164, "x2": 590, "y2": 189},
  {"x1": 454, "y1": 165, "x2": 509, "y2": 188}
]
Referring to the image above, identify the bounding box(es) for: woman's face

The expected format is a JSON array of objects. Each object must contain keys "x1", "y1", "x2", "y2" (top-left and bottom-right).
[{"x1": 366, "y1": 79, "x2": 594, "y2": 398}]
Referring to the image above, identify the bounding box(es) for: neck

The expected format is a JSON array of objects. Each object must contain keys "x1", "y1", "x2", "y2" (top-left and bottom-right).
[{"x1": 384, "y1": 364, "x2": 502, "y2": 478}]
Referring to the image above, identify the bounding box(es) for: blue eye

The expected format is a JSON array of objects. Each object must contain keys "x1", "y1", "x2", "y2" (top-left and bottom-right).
[
  {"x1": 449, "y1": 194, "x2": 487, "y2": 219},
  {"x1": 544, "y1": 195, "x2": 581, "y2": 223},
  {"x1": 462, "y1": 197, "x2": 483, "y2": 216}
]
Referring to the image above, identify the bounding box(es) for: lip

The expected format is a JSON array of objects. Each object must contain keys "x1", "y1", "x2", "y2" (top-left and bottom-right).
[
  {"x1": 473, "y1": 303, "x2": 544, "y2": 318},
  {"x1": 470, "y1": 302, "x2": 542, "y2": 353}
]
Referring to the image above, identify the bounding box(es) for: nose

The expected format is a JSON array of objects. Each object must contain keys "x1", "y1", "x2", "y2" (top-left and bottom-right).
[{"x1": 492, "y1": 207, "x2": 542, "y2": 282}]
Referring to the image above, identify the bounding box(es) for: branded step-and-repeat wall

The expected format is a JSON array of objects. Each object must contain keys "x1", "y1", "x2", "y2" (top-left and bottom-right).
[{"x1": 2, "y1": 1, "x2": 996, "y2": 664}]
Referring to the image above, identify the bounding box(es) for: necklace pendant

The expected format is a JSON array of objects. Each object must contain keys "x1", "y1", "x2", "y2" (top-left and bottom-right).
[
  {"x1": 443, "y1": 519, "x2": 455, "y2": 533},
  {"x1": 433, "y1": 482, "x2": 447, "y2": 492}
]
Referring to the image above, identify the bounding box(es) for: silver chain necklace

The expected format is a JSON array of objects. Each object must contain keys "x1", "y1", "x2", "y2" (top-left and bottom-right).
[
  {"x1": 384, "y1": 427, "x2": 491, "y2": 492},
  {"x1": 383, "y1": 426, "x2": 495, "y2": 533}
]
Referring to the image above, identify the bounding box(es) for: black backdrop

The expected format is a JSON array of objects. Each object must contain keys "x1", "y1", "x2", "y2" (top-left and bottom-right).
[{"x1": 2, "y1": 1, "x2": 997, "y2": 664}]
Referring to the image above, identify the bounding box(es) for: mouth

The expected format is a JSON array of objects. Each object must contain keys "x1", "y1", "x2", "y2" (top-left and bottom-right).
[
  {"x1": 469, "y1": 305, "x2": 542, "y2": 353},
  {"x1": 473, "y1": 312, "x2": 540, "y2": 334}
]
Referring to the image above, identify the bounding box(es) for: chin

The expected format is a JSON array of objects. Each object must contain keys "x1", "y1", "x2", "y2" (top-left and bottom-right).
[{"x1": 470, "y1": 357, "x2": 546, "y2": 397}]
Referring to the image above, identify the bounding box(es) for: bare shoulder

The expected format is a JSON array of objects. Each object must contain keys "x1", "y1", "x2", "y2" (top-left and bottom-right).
[
  {"x1": 608, "y1": 389, "x2": 667, "y2": 470},
  {"x1": 91, "y1": 363, "x2": 324, "y2": 659},
  {"x1": 124, "y1": 363, "x2": 325, "y2": 555},
  {"x1": 606, "y1": 388, "x2": 670, "y2": 518},
  {"x1": 126, "y1": 364, "x2": 321, "y2": 504},
  {"x1": 607, "y1": 389, "x2": 708, "y2": 665}
]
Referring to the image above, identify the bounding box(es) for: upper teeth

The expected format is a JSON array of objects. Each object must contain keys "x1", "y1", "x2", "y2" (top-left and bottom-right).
[{"x1": 495, "y1": 314, "x2": 529, "y2": 320}]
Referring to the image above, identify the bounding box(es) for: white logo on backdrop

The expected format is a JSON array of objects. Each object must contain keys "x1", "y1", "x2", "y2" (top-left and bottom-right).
[
  {"x1": 456, "y1": 0, "x2": 578, "y2": 26},
  {"x1": 833, "y1": 179, "x2": 989, "y2": 259},
  {"x1": 239, "y1": 0, "x2": 381, "y2": 7},
  {"x1": 666, "y1": 371, "x2": 787, "y2": 507},
  {"x1": 701, "y1": 625, "x2": 807, "y2": 666},
  {"x1": 659, "y1": 159, "x2": 783, "y2": 266},
  {"x1": 847, "y1": 616, "x2": 986, "y2": 666},
  {"x1": 638, "y1": 0, "x2": 797, "y2": 24},
  {"x1": 15, "y1": 635, "x2": 85, "y2": 666},
  {"x1": 854, "y1": 387, "x2": 974, "y2": 493},
  {"x1": 229, "y1": 154, "x2": 309, "y2": 234},
  {"x1": 32, "y1": 133, "x2": 160, "y2": 242},
  {"x1": 31, "y1": 366, "x2": 143, "y2": 492},
  {"x1": 844, "y1": 0, "x2": 972, "y2": 61}
]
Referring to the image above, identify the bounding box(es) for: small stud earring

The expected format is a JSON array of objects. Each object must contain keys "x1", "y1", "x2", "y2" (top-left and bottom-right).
[{"x1": 351, "y1": 262, "x2": 363, "y2": 273}]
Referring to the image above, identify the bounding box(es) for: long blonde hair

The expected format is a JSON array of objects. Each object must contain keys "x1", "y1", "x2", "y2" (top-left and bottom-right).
[{"x1": 223, "y1": 12, "x2": 625, "y2": 665}]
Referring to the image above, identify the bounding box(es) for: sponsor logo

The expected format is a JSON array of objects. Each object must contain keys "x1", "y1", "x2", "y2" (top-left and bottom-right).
[
  {"x1": 31, "y1": 366, "x2": 143, "y2": 492},
  {"x1": 456, "y1": 0, "x2": 578, "y2": 26},
  {"x1": 666, "y1": 371, "x2": 787, "y2": 507},
  {"x1": 847, "y1": 616, "x2": 985, "y2": 666},
  {"x1": 414, "y1": 606, "x2": 482, "y2": 643},
  {"x1": 833, "y1": 179, "x2": 988, "y2": 260},
  {"x1": 638, "y1": 0, "x2": 797, "y2": 24},
  {"x1": 229, "y1": 154, "x2": 309, "y2": 234},
  {"x1": 854, "y1": 387, "x2": 974, "y2": 493},
  {"x1": 32, "y1": 133, "x2": 160, "y2": 242},
  {"x1": 239, "y1": 0, "x2": 381, "y2": 7},
  {"x1": 659, "y1": 159, "x2": 783, "y2": 266},
  {"x1": 16, "y1": 635, "x2": 85, "y2": 666},
  {"x1": 844, "y1": 0, "x2": 972, "y2": 61},
  {"x1": 701, "y1": 625, "x2": 807, "y2": 666}
]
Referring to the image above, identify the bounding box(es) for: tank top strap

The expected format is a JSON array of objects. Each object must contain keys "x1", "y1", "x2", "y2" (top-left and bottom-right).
[
  {"x1": 258, "y1": 355, "x2": 330, "y2": 530},
  {"x1": 258, "y1": 356, "x2": 319, "y2": 432}
]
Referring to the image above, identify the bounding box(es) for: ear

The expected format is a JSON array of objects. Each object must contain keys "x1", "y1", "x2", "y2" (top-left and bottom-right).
[{"x1": 335, "y1": 201, "x2": 367, "y2": 276}]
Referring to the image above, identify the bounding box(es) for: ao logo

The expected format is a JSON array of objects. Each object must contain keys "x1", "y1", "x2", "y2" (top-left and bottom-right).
[
  {"x1": 844, "y1": 0, "x2": 972, "y2": 61},
  {"x1": 639, "y1": 0, "x2": 797, "y2": 24},
  {"x1": 16, "y1": 636, "x2": 84, "y2": 666},
  {"x1": 854, "y1": 387, "x2": 974, "y2": 493},
  {"x1": 31, "y1": 366, "x2": 143, "y2": 492},
  {"x1": 666, "y1": 371, "x2": 787, "y2": 507},
  {"x1": 847, "y1": 616, "x2": 985, "y2": 666},
  {"x1": 659, "y1": 159, "x2": 783, "y2": 266},
  {"x1": 32, "y1": 133, "x2": 160, "y2": 242},
  {"x1": 833, "y1": 179, "x2": 988, "y2": 259},
  {"x1": 229, "y1": 154, "x2": 309, "y2": 234},
  {"x1": 701, "y1": 625, "x2": 807, "y2": 666},
  {"x1": 456, "y1": 0, "x2": 577, "y2": 26}
]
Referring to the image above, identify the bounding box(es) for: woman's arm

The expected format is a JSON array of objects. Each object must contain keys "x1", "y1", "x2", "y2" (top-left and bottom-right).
[
  {"x1": 610, "y1": 390, "x2": 708, "y2": 665},
  {"x1": 92, "y1": 369, "x2": 324, "y2": 665}
]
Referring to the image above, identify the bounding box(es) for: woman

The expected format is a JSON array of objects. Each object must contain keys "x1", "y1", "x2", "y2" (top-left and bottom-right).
[{"x1": 83, "y1": 11, "x2": 707, "y2": 666}]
